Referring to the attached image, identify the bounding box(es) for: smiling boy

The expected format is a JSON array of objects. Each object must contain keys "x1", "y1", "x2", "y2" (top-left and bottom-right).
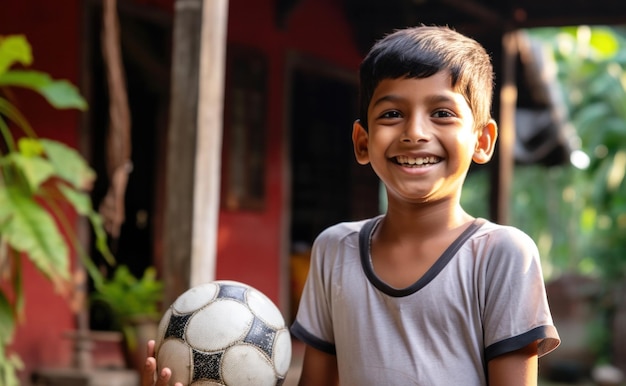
[
  {"x1": 290, "y1": 26, "x2": 560, "y2": 385},
  {"x1": 141, "y1": 25, "x2": 559, "y2": 386}
]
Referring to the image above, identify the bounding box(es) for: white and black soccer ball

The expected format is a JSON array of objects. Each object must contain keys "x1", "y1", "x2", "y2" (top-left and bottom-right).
[{"x1": 155, "y1": 280, "x2": 292, "y2": 386}]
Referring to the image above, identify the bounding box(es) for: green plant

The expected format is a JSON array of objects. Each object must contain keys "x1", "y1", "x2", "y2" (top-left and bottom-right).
[
  {"x1": 91, "y1": 265, "x2": 163, "y2": 352},
  {"x1": 522, "y1": 27, "x2": 626, "y2": 365},
  {"x1": 461, "y1": 26, "x2": 626, "y2": 369},
  {"x1": 0, "y1": 35, "x2": 112, "y2": 385}
]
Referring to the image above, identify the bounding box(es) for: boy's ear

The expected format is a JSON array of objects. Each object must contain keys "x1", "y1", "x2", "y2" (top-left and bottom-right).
[
  {"x1": 352, "y1": 120, "x2": 370, "y2": 165},
  {"x1": 472, "y1": 119, "x2": 498, "y2": 164}
]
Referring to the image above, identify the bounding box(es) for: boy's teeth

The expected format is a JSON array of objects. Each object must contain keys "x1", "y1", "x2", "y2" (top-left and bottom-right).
[{"x1": 396, "y1": 155, "x2": 439, "y2": 165}]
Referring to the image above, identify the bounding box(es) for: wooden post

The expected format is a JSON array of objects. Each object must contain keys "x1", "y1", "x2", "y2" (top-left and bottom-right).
[
  {"x1": 163, "y1": 0, "x2": 228, "y2": 304},
  {"x1": 495, "y1": 30, "x2": 519, "y2": 225},
  {"x1": 191, "y1": 0, "x2": 229, "y2": 286}
]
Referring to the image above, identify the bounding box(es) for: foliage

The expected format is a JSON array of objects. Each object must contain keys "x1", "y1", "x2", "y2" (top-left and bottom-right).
[
  {"x1": 0, "y1": 344, "x2": 21, "y2": 386},
  {"x1": 0, "y1": 35, "x2": 112, "y2": 384},
  {"x1": 465, "y1": 25, "x2": 626, "y2": 364},
  {"x1": 510, "y1": 26, "x2": 626, "y2": 286},
  {"x1": 465, "y1": 26, "x2": 626, "y2": 279},
  {"x1": 90, "y1": 265, "x2": 163, "y2": 351}
]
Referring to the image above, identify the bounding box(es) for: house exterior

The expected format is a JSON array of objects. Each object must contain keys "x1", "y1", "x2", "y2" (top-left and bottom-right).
[{"x1": 3, "y1": 0, "x2": 378, "y2": 382}]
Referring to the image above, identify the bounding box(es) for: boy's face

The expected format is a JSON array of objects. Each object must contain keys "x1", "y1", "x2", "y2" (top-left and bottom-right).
[{"x1": 352, "y1": 71, "x2": 496, "y2": 205}]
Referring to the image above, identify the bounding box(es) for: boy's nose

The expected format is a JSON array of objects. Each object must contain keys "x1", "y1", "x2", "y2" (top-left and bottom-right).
[{"x1": 401, "y1": 118, "x2": 431, "y2": 143}]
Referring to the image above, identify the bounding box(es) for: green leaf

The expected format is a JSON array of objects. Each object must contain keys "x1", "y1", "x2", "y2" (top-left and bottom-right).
[
  {"x1": 89, "y1": 212, "x2": 115, "y2": 266},
  {"x1": 0, "y1": 70, "x2": 47, "y2": 88},
  {"x1": 6, "y1": 153, "x2": 55, "y2": 193},
  {"x1": 0, "y1": 70, "x2": 87, "y2": 111},
  {"x1": 40, "y1": 81, "x2": 88, "y2": 111},
  {"x1": 0, "y1": 35, "x2": 32, "y2": 76},
  {"x1": 17, "y1": 138, "x2": 43, "y2": 157},
  {"x1": 2, "y1": 187, "x2": 69, "y2": 282},
  {"x1": 0, "y1": 98, "x2": 34, "y2": 142},
  {"x1": 0, "y1": 187, "x2": 14, "y2": 224},
  {"x1": 57, "y1": 185, "x2": 92, "y2": 216},
  {"x1": 55, "y1": 184, "x2": 114, "y2": 267},
  {"x1": 40, "y1": 139, "x2": 95, "y2": 190},
  {"x1": 589, "y1": 28, "x2": 620, "y2": 59},
  {"x1": 0, "y1": 342, "x2": 23, "y2": 386},
  {"x1": 0, "y1": 292, "x2": 15, "y2": 345},
  {"x1": 11, "y1": 253, "x2": 24, "y2": 321},
  {"x1": 91, "y1": 266, "x2": 163, "y2": 323}
]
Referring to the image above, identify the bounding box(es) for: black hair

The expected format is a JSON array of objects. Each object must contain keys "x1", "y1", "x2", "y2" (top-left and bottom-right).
[{"x1": 358, "y1": 25, "x2": 494, "y2": 130}]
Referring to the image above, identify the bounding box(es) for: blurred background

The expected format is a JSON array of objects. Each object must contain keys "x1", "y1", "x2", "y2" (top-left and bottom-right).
[{"x1": 1, "y1": 0, "x2": 625, "y2": 385}]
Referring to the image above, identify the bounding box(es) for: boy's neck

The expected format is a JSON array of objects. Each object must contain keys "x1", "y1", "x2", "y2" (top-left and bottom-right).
[{"x1": 382, "y1": 199, "x2": 473, "y2": 238}]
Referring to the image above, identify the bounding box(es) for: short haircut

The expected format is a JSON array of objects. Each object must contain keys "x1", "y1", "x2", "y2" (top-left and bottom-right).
[{"x1": 358, "y1": 25, "x2": 494, "y2": 130}]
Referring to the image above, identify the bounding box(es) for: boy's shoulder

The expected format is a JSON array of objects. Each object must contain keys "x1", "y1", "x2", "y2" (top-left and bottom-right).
[
  {"x1": 313, "y1": 216, "x2": 383, "y2": 247},
  {"x1": 474, "y1": 218, "x2": 534, "y2": 241},
  {"x1": 472, "y1": 218, "x2": 539, "y2": 256},
  {"x1": 317, "y1": 216, "x2": 377, "y2": 238}
]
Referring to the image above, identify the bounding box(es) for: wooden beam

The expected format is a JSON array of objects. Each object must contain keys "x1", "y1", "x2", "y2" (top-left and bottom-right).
[
  {"x1": 495, "y1": 30, "x2": 519, "y2": 225},
  {"x1": 162, "y1": 0, "x2": 228, "y2": 304},
  {"x1": 438, "y1": 0, "x2": 504, "y2": 26},
  {"x1": 191, "y1": 0, "x2": 229, "y2": 287}
]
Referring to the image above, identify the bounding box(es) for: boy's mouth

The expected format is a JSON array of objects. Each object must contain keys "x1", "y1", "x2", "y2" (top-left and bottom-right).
[{"x1": 394, "y1": 155, "x2": 441, "y2": 167}]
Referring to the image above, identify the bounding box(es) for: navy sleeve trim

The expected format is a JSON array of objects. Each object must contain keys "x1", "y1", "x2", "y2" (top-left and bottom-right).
[
  {"x1": 485, "y1": 325, "x2": 560, "y2": 362},
  {"x1": 290, "y1": 320, "x2": 337, "y2": 355}
]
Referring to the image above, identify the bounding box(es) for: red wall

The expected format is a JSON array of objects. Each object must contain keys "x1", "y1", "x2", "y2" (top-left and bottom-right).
[
  {"x1": 1, "y1": 0, "x2": 83, "y2": 382},
  {"x1": 217, "y1": 0, "x2": 362, "y2": 305}
]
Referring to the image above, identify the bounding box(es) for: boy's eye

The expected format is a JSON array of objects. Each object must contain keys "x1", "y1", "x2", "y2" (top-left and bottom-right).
[
  {"x1": 432, "y1": 109, "x2": 455, "y2": 118},
  {"x1": 380, "y1": 110, "x2": 402, "y2": 119}
]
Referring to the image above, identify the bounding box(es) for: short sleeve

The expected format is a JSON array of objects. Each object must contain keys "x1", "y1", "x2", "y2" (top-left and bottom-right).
[
  {"x1": 479, "y1": 227, "x2": 560, "y2": 361},
  {"x1": 290, "y1": 230, "x2": 337, "y2": 354}
]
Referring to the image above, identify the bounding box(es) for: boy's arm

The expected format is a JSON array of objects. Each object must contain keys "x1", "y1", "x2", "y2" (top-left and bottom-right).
[
  {"x1": 297, "y1": 345, "x2": 339, "y2": 386},
  {"x1": 487, "y1": 341, "x2": 538, "y2": 386}
]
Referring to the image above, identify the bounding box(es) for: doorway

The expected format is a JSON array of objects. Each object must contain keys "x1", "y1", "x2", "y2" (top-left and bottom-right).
[
  {"x1": 83, "y1": 1, "x2": 172, "y2": 330},
  {"x1": 287, "y1": 57, "x2": 380, "y2": 319}
]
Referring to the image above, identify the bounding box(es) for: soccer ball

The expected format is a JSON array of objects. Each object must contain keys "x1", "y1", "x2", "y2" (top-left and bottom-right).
[{"x1": 155, "y1": 280, "x2": 292, "y2": 386}]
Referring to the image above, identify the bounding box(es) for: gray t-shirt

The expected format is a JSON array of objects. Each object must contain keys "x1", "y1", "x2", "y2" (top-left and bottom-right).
[{"x1": 291, "y1": 216, "x2": 560, "y2": 385}]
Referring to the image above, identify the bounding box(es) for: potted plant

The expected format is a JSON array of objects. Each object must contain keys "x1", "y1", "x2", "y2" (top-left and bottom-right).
[
  {"x1": 0, "y1": 35, "x2": 112, "y2": 385},
  {"x1": 90, "y1": 265, "x2": 164, "y2": 371}
]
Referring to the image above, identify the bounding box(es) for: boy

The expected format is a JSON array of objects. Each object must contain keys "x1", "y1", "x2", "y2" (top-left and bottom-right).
[
  {"x1": 142, "y1": 25, "x2": 559, "y2": 386},
  {"x1": 290, "y1": 25, "x2": 559, "y2": 385}
]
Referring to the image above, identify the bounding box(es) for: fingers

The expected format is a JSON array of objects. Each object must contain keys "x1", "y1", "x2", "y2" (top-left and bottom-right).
[
  {"x1": 142, "y1": 339, "x2": 183, "y2": 386},
  {"x1": 143, "y1": 359, "x2": 176, "y2": 386},
  {"x1": 147, "y1": 339, "x2": 156, "y2": 358},
  {"x1": 155, "y1": 368, "x2": 184, "y2": 386},
  {"x1": 142, "y1": 340, "x2": 161, "y2": 386},
  {"x1": 154, "y1": 366, "x2": 173, "y2": 386},
  {"x1": 141, "y1": 356, "x2": 158, "y2": 386}
]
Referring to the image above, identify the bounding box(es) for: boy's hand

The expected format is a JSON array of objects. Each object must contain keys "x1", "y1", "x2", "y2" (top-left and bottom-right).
[{"x1": 141, "y1": 340, "x2": 183, "y2": 386}]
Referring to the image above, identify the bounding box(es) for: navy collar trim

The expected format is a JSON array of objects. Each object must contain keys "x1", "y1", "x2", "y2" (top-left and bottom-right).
[{"x1": 359, "y1": 216, "x2": 486, "y2": 297}]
